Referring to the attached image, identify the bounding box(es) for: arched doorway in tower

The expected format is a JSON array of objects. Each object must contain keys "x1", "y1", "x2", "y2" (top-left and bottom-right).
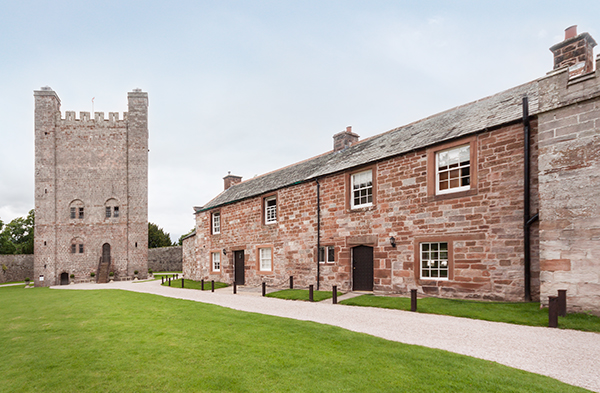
[
  {"x1": 97, "y1": 243, "x2": 111, "y2": 283},
  {"x1": 60, "y1": 272, "x2": 69, "y2": 285}
]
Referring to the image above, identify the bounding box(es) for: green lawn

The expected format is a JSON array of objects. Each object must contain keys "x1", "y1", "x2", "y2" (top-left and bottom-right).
[
  {"x1": 0, "y1": 285, "x2": 590, "y2": 392},
  {"x1": 340, "y1": 295, "x2": 600, "y2": 332},
  {"x1": 266, "y1": 288, "x2": 343, "y2": 302},
  {"x1": 162, "y1": 278, "x2": 228, "y2": 290}
]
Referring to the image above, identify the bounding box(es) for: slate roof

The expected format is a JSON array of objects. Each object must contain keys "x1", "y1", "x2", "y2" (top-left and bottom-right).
[{"x1": 199, "y1": 80, "x2": 540, "y2": 212}]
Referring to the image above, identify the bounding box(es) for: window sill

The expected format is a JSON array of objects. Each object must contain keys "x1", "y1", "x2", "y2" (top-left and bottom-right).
[{"x1": 429, "y1": 188, "x2": 477, "y2": 202}]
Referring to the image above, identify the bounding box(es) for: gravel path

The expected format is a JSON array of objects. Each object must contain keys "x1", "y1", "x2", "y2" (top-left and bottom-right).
[{"x1": 55, "y1": 280, "x2": 600, "y2": 392}]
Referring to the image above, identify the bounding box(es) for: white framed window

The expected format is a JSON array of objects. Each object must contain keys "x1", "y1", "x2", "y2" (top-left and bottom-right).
[
  {"x1": 211, "y1": 252, "x2": 220, "y2": 272},
  {"x1": 212, "y1": 212, "x2": 221, "y2": 235},
  {"x1": 70, "y1": 207, "x2": 76, "y2": 219},
  {"x1": 420, "y1": 242, "x2": 449, "y2": 280},
  {"x1": 319, "y1": 246, "x2": 335, "y2": 264},
  {"x1": 436, "y1": 145, "x2": 470, "y2": 194},
  {"x1": 259, "y1": 247, "x2": 272, "y2": 271},
  {"x1": 351, "y1": 170, "x2": 373, "y2": 209},
  {"x1": 265, "y1": 196, "x2": 277, "y2": 224}
]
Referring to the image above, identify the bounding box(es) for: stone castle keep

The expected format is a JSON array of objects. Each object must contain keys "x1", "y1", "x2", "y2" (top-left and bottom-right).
[{"x1": 33, "y1": 88, "x2": 148, "y2": 286}]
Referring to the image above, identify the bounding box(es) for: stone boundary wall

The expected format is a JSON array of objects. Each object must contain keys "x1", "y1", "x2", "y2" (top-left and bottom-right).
[
  {"x1": 0, "y1": 255, "x2": 34, "y2": 283},
  {"x1": 148, "y1": 246, "x2": 182, "y2": 272}
]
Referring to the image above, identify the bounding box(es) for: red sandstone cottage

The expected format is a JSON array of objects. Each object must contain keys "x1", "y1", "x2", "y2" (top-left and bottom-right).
[{"x1": 183, "y1": 26, "x2": 600, "y2": 315}]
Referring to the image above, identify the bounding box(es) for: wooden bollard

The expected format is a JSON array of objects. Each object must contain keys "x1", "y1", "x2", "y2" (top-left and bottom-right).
[
  {"x1": 549, "y1": 296, "x2": 559, "y2": 328},
  {"x1": 309, "y1": 285, "x2": 314, "y2": 302},
  {"x1": 290, "y1": 276, "x2": 294, "y2": 289},
  {"x1": 161, "y1": 276, "x2": 164, "y2": 284},
  {"x1": 201, "y1": 279, "x2": 204, "y2": 290},
  {"x1": 411, "y1": 289, "x2": 417, "y2": 312},
  {"x1": 233, "y1": 282, "x2": 237, "y2": 294},
  {"x1": 332, "y1": 285, "x2": 337, "y2": 304},
  {"x1": 558, "y1": 290, "x2": 567, "y2": 317},
  {"x1": 211, "y1": 280, "x2": 215, "y2": 292},
  {"x1": 262, "y1": 282, "x2": 266, "y2": 296},
  {"x1": 182, "y1": 278, "x2": 184, "y2": 288},
  {"x1": 168, "y1": 277, "x2": 171, "y2": 286}
]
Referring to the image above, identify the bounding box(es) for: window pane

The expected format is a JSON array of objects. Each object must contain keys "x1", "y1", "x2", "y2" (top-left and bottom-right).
[
  {"x1": 420, "y1": 242, "x2": 449, "y2": 280},
  {"x1": 79, "y1": 244, "x2": 84, "y2": 253},
  {"x1": 319, "y1": 247, "x2": 324, "y2": 262},
  {"x1": 71, "y1": 244, "x2": 76, "y2": 254},
  {"x1": 113, "y1": 206, "x2": 119, "y2": 217},
  {"x1": 106, "y1": 207, "x2": 111, "y2": 218},
  {"x1": 78, "y1": 207, "x2": 84, "y2": 219},
  {"x1": 70, "y1": 207, "x2": 76, "y2": 219},
  {"x1": 328, "y1": 246, "x2": 335, "y2": 262}
]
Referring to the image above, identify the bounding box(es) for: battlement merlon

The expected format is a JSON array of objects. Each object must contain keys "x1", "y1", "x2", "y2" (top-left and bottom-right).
[{"x1": 59, "y1": 111, "x2": 127, "y2": 123}]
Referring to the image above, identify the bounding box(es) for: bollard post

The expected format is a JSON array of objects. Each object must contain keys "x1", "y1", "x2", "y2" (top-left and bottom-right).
[
  {"x1": 309, "y1": 285, "x2": 314, "y2": 302},
  {"x1": 548, "y1": 296, "x2": 559, "y2": 328},
  {"x1": 182, "y1": 278, "x2": 184, "y2": 288},
  {"x1": 332, "y1": 285, "x2": 337, "y2": 304},
  {"x1": 262, "y1": 282, "x2": 266, "y2": 296},
  {"x1": 211, "y1": 280, "x2": 215, "y2": 292},
  {"x1": 176, "y1": 274, "x2": 179, "y2": 279},
  {"x1": 161, "y1": 276, "x2": 164, "y2": 284},
  {"x1": 168, "y1": 277, "x2": 171, "y2": 286},
  {"x1": 290, "y1": 276, "x2": 294, "y2": 289},
  {"x1": 411, "y1": 289, "x2": 417, "y2": 312},
  {"x1": 201, "y1": 279, "x2": 204, "y2": 290},
  {"x1": 233, "y1": 282, "x2": 237, "y2": 294},
  {"x1": 558, "y1": 290, "x2": 567, "y2": 317}
]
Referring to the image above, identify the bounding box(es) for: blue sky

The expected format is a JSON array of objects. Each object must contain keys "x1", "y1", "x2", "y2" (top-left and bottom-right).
[{"x1": 1, "y1": 1, "x2": 599, "y2": 241}]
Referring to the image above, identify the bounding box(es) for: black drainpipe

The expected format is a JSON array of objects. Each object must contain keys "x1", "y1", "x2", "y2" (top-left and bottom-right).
[
  {"x1": 316, "y1": 178, "x2": 321, "y2": 291},
  {"x1": 523, "y1": 96, "x2": 539, "y2": 302}
]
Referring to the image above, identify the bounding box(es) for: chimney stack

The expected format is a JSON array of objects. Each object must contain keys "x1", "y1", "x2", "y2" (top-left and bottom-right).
[
  {"x1": 332, "y1": 126, "x2": 360, "y2": 152},
  {"x1": 223, "y1": 172, "x2": 242, "y2": 190},
  {"x1": 550, "y1": 25, "x2": 597, "y2": 78}
]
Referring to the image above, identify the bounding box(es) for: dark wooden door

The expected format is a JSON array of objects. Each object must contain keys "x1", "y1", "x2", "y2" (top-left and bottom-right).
[
  {"x1": 60, "y1": 272, "x2": 69, "y2": 285},
  {"x1": 102, "y1": 243, "x2": 111, "y2": 264},
  {"x1": 352, "y1": 246, "x2": 373, "y2": 291},
  {"x1": 234, "y1": 250, "x2": 245, "y2": 285}
]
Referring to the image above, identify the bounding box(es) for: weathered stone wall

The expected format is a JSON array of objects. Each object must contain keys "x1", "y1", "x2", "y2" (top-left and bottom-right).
[
  {"x1": 537, "y1": 64, "x2": 600, "y2": 314},
  {"x1": 0, "y1": 255, "x2": 34, "y2": 283},
  {"x1": 148, "y1": 246, "x2": 182, "y2": 272},
  {"x1": 187, "y1": 122, "x2": 539, "y2": 302},
  {"x1": 33, "y1": 88, "x2": 148, "y2": 286},
  {"x1": 182, "y1": 234, "x2": 196, "y2": 277}
]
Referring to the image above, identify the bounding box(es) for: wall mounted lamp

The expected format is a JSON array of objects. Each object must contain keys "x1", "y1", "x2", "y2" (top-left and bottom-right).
[
  {"x1": 222, "y1": 249, "x2": 227, "y2": 255},
  {"x1": 390, "y1": 236, "x2": 396, "y2": 248}
]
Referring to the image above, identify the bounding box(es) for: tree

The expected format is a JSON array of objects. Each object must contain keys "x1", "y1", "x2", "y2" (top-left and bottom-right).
[
  {"x1": 148, "y1": 222, "x2": 173, "y2": 248},
  {"x1": 178, "y1": 228, "x2": 195, "y2": 246},
  {"x1": 0, "y1": 210, "x2": 34, "y2": 255}
]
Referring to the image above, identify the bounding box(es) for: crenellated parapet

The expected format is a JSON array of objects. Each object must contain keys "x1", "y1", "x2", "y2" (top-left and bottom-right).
[{"x1": 59, "y1": 111, "x2": 128, "y2": 125}]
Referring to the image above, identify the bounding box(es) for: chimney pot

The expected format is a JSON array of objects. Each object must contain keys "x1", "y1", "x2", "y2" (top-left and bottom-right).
[
  {"x1": 565, "y1": 25, "x2": 577, "y2": 40},
  {"x1": 346, "y1": 126, "x2": 352, "y2": 133}
]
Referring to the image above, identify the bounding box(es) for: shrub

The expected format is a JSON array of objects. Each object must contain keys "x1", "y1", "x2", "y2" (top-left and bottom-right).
[
  {"x1": 134, "y1": 270, "x2": 139, "y2": 275},
  {"x1": 90, "y1": 272, "x2": 95, "y2": 277},
  {"x1": 109, "y1": 271, "x2": 114, "y2": 277},
  {"x1": 24, "y1": 277, "x2": 30, "y2": 282},
  {"x1": 148, "y1": 269, "x2": 153, "y2": 275},
  {"x1": 70, "y1": 274, "x2": 75, "y2": 279}
]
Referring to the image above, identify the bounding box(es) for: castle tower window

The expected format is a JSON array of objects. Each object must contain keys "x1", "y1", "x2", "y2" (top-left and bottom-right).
[
  {"x1": 78, "y1": 207, "x2": 84, "y2": 219},
  {"x1": 70, "y1": 207, "x2": 76, "y2": 219},
  {"x1": 79, "y1": 244, "x2": 84, "y2": 254},
  {"x1": 113, "y1": 206, "x2": 119, "y2": 217},
  {"x1": 106, "y1": 206, "x2": 112, "y2": 218},
  {"x1": 71, "y1": 244, "x2": 76, "y2": 254}
]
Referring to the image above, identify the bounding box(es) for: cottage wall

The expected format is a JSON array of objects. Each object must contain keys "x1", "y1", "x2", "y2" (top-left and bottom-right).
[
  {"x1": 537, "y1": 64, "x2": 600, "y2": 314},
  {"x1": 189, "y1": 122, "x2": 539, "y2": 301}
]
